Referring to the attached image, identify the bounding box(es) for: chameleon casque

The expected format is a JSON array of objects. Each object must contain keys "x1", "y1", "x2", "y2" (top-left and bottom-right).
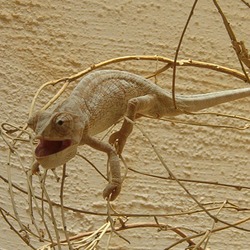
[{"x1": 28, "y1": 70, "x2": 250, "y2": 200}]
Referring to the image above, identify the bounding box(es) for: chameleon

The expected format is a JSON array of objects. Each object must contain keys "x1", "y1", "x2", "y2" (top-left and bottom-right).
[{"x1": 28, "y1": 70, "x2": 250, "y2": 201}]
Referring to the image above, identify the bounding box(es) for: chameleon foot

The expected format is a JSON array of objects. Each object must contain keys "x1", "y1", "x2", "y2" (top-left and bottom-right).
[
  {"x1": 103, "y1": 182, "x2": 121, "y2": 201},
  {"x1": 109, "y1": 131, "x2": 128, "y2": 155}
]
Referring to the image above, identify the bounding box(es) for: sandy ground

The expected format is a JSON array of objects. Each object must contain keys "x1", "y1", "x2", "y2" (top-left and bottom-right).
[{"x1": 0, "y1": 0, "x2": 249, "y2": 249}]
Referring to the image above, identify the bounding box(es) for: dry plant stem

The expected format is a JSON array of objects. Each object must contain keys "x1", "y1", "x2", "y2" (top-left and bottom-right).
[
  {"x1": 1, "y1": 173, "x2": 249, "y2": 219},
  {"x1": 85, "y1": 222, "x2": 111, "y2": 250},
  {"x1": 37, "y1": 173, "x2": 56, "y2": 246},
  {"x1": 4, "y1": 209, "x2": 250, "y2": 250},
  {"x1": 65, "y1": 226, "x2": 98, "y2": 247},
  {"x1": 119, "y1": 154, "x2": 129, "y2": 183},
  {"x1": 153, "y1": 216, "x2": 199, "y2": 248},
  {"x1": 241, "y1": 0, "x2": 250, "y2": 8},
  {"x1": 69, "y1": 222, "x2": 111, "y2": 249},
  {"x1": 183, "y1": 111, "x2": 250, "y2": 123},
  {"x1": 1, "y1": 122, "x2": 31, "y2": 142},
  {"x1": 39, "y1": 172, "x2": 61, "y2": 250},
  {"x1": 213, "y1": 0, "x2": 250, "y2": 79},
  {"x1": 106, "y1": 199, "x2": 130, "y2": 244},
  {"x1": 27, "y1": 173, "x2": 45, "y2": 242},
  {"x1": 146, "y1": 63, "x2": 172, "y2": 78},
  {"x1": 51, "y1": 169, "x2": 61, "y2": 182},
  {"x1": 5, "y1": 146, "x2": 45, "y2": 243},
  {"x1": 129, "y1": 117, "x2": 250, "y2": 232},
  {"x1": 2, "y1": 126, "x2": 42, "y2": 244},
  {"x1": 0, "y1": 123, "x2": 29, "y2": 161},
  {"x1": 0, "y1": 122, "x2": 46, "y2": 242},
  {"x1": 68, "y1": 222, "x2": 110, "y2": 250},
  {"x1": 6, "y1": 155, "x2": 26, "y2": 232},
  {"x1": 0, "y1": 206, "x2": 45, "y2": 244},
  {"x1": 166, "y1": 214, "x2": 250, "y2": 249},
  {"x1": 60, "y1": 164, "x2": 73, "y2": 250},
  {"x1": 201, "y1": 200, "x2": 228, "y2": 250},
  {"x1": 105, "y1": 229, "x2": 113, "y2": 250},
  {"x1": 29, "y1": 79, "x2": 70, "y2": 118},
  {"x1": 175, "y1": 58, "x2": 247, "y2": 81},
  {"x1": 0, "y1": 124, "x2": 30, "y2": 157},
  {"x1": 6, "y1": 143, "x2": 52, "y2": 243},
  {"x1": 192, "y1": 231, "x2": 210, "y2": 250},
  {"x1": 156, "y1": 116, "x2": 249, "y2": 131},
  {"x1": 128, "y1": 166, "x2": 250, "y2": 191},
  {"x1": 0, "y1": 208, "x2": 36, "y2": 250},
  {"x1": 172, "y1": 0, "x2": 199, "y2": 109},
  {"x1": 29, "y1": 55, "x2": 249, "y2": 114},
  {"x1": 57, "y1": 222, "x2": 202, "y2": 248},
  {"x1": 76, "y1": 153, "x2": 108, "y2": 181}
]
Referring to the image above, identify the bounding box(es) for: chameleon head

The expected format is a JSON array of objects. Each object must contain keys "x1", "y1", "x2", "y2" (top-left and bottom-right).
[{"x1": 28, "y1": 111, "x2": 83, "y2": 169}]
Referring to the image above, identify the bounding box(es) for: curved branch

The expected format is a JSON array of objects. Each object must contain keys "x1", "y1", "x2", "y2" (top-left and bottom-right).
[{"x1": 30, "y1": 55, "x2": 249, "y2": 113}]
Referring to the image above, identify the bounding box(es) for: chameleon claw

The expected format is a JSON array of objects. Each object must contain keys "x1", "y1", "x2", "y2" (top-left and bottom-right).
[
  {"x1": 103, "y1": 182, "x2": 121, "y2": 201},
  {"x1": 108, "y1": 131, "x2": 120, "y2": 144},
  {"x1": 109, "y1": 131, "x2": 127, "y2": 154}
]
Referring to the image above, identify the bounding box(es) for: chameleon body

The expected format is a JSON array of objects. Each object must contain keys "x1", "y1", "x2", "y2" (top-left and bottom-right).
[{"x1": 28, "y1": 70, "x2": 250, "y2": 200}]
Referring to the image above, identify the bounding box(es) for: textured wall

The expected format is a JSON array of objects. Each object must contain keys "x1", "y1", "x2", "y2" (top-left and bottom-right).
[{"x1": 0, "y1": 0, "x2": 249, "y2": 249}]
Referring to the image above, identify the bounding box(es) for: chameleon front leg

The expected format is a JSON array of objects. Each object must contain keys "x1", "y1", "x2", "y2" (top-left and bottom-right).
[
  {"x1": 109, "y1": 94, "x2": 158, "y2": 154},
  {"x1": 84, "y1": 136, "x2": 121, "y2": 201}
]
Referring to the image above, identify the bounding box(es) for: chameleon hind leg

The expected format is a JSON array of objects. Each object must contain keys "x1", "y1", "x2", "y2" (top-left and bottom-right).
[{"x1": 109, "y1": 94, "x2": 159, "y2": 154}]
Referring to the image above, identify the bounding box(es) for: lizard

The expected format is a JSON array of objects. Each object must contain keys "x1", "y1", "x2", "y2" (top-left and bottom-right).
[{"x1": 27, "y1": 69, "x2": 250, "y2": 201}]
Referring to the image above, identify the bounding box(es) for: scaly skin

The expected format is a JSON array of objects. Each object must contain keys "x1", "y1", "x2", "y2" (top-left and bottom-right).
[{"x1": 28, "y1": 70, "x2": 250, "y2": 200}]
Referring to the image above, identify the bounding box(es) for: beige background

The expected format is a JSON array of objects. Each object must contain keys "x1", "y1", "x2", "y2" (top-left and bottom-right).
[{"x1": 0, "y1": 0, "x2": 249, "y2": 249}]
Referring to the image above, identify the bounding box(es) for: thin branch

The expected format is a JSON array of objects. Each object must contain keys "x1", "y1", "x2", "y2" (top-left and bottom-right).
[
  {"x1": 129, "y1": 117, "x2": 250, "y2": 232},
  {"x1": 76, "y1": 153, "x2": 108, "y2": 181},
  {"x1": 0, "y1": 208, "x2": 36, "y2": 250},
  {"x1": 60, "y1": 164, "x2": 73, "y2": 249},
  {"x1": 213, "y1": 0, "x2": 250, "y2": 80},
  {"x1": 165, "y1": 214, "x2": 250, "y2": 249},
  {"x1": 141, "y1": 114, "x2": 250, "y2": 131},
  {"x1": 29, "y1": 55, "x2": 249, "y2": 115},
  {"x1": 106, "y1": 200, "x2": 130, "y2": 244},
  {"x1": 241, "y1": 0, "x2": 250, "y2": 8},
  {"x1": 202, "y1": 200, "x2": 228, "y2": 249},
  {"x1": 46, "y1": 221, "x2": 200, "y2": 248},
  {"x1": 2, "y1": 174, "x2": 247, "y2": 219},
  {"x1": 39, "y1": 172, "x2": 62, "y2": 250},
  {"x1": 128, "y1": 167, "x2": 250, "y2": 191},
  {"x1": 172, "y1": 0, "x2": 199, "y2": 109}
]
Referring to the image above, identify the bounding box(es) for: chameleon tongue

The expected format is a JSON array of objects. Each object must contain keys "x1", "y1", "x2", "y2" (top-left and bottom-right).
[{"x1": 35, "y1": 139, "x2": 71, "y2": 157}]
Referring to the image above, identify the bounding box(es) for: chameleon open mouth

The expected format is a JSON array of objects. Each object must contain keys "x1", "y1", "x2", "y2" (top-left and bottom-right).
[
  {"x1": 34, "y1": 139, "x2": 78, "y2": 169},
  {"x1": 35, "y1": 139, "x2": 72, "y2": 157}
]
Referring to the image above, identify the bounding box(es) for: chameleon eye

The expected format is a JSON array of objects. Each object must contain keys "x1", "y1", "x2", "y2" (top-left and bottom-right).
[
  {"x1": 53, "y1": 113, "x2": 73, "y2": 136},
  {"x1": 57, "y1": 120, "x2": 64, "y2": 126}
]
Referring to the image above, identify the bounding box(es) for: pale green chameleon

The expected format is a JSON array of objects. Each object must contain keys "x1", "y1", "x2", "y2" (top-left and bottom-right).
[{"x1": 28, "y1": 70, "x2": 250, "y2": 200}]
